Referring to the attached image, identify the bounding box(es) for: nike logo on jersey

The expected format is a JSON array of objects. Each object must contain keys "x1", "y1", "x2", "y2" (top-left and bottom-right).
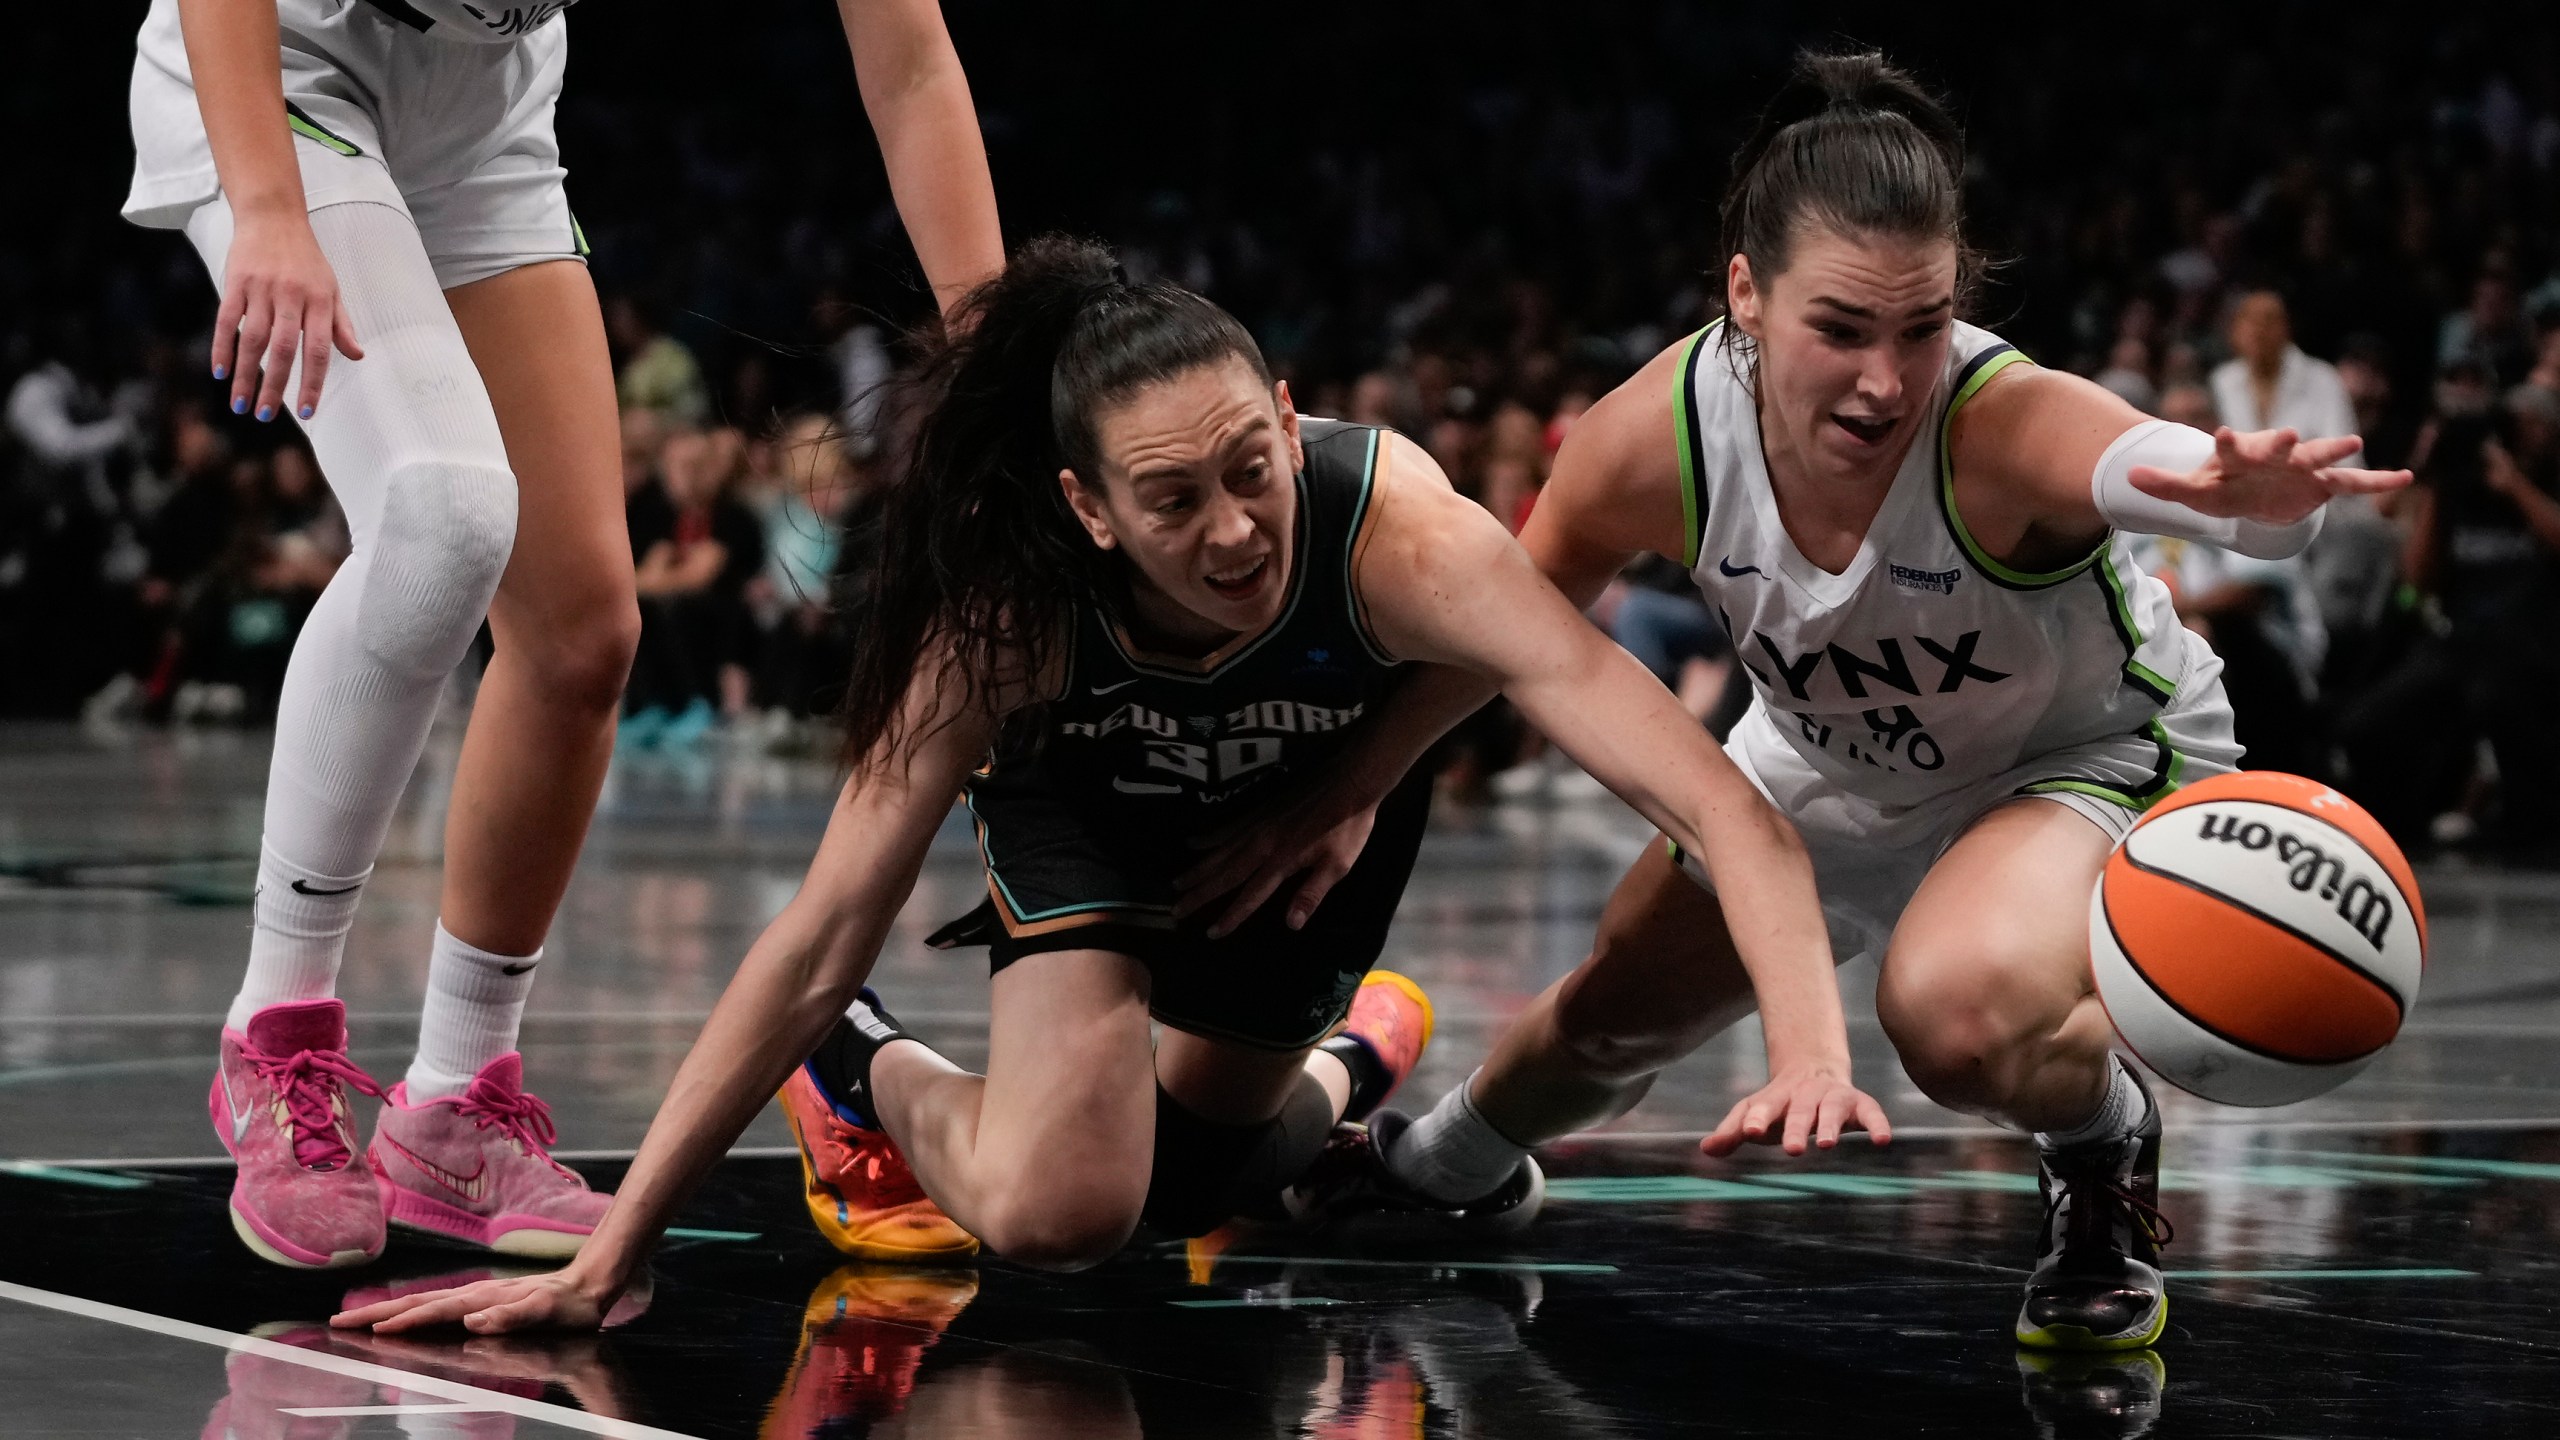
[
  {"x1": 381, "y1": 1136, "x2": 490, "y2": 1204},
  {"x1": 1090, "y1": 678, "x2": 1141, "y2": 696},
  {"x1": 291, "y1": 879, "x2": 362, "y2": 897},
  {"x1": 1111, "y1": 776, "x2": 1184, "y2": 795},
  {"x1": 1717, "y1": 556, "x2": 1765, "y2": 579}
]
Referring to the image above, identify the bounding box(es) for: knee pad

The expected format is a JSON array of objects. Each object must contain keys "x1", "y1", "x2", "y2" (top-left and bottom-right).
[
  {"x1": 358, "y1": 460, "x2": 518, "y2": 679},
  {"x1": 1141, "y1": 1075, "x2": 1337, "y2": 1239}
]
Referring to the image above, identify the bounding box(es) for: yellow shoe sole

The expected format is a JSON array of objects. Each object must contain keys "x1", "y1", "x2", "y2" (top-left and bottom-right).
[{"x1": 777, "y1": 1087, "x2": 981, "y2": 1262}]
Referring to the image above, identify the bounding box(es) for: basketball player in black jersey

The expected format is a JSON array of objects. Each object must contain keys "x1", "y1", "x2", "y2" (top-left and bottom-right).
[{"x1": 337, "y1": 237, "x2": 1885, "y2": 1333}]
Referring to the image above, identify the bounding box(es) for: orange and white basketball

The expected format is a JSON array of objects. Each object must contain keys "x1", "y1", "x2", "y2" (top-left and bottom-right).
[{"x1": 2089, "y1": 771, "x2": 2427, "y2": 1107}]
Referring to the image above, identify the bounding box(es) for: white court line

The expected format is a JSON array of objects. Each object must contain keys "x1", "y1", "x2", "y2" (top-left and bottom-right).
[
  {"x1": 0, "y1": 1280, "x2": 699, "y2": 1440},
  {"x1": 285, "y1": 1404, "x2": 495, "y2": 1417}
]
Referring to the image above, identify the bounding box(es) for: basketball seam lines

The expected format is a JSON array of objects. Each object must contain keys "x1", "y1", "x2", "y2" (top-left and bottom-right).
[
  {"x1": 2116, "y1": 850, "x2": 2408, "y2": 1025},
  {"x1": 2100, "y1": 892, "x2": 2386, "y2": 1068}
]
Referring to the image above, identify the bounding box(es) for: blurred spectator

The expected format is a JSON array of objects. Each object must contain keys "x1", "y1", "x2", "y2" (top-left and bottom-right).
[
  {"x1": 2094, "y1": 338, "x2": 2158, "y2": 414},
  {"x1": 2209, "y1": 291, "x2": 2359, "y2": 452},
  {"x1": 2438, "y1": 267, "x2": 2535, "y2": 388},
  {"x1": 607, "y1": 294, "x2": 710, "y2": 427},
  {"x1": 2338, "y1": 407, "x2": 2560, "y2": 858},
  {"x1": 743, "y1": 414, "x2": 876, "y2": 738},
  {"x1": 622, "y1": 426, "x2": 765, "y2": 749},
  {"x1": 2139, "y1": 534, "x2": 2325, "y2": 778},
  {"x1": 3, "y1": 323, "x2": 147, "y2": 714}
]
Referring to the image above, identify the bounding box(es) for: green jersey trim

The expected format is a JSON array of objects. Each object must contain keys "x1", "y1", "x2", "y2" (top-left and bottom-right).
[
  {"x1": 284, "y1": 102, "x2": 361, "y2": 157},
  {"x1": 2016, "y1": 718, "x2": 2186, "y2": 813},
  {"x1": 1671, "y1": 326, "x2": 1715, "y2": 569},
  {"x1": 1935, "y1": 345, "x2": 2109, "y2": 591},
  {"x1": 1341, "y1": 429, "x2": 1397, "y2": 665},
  {"x1": 2093, "y1": 549, "x2": 2177, "y2": 704}
]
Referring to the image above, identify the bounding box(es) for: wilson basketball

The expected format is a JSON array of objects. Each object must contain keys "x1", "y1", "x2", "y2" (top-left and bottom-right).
[{"x1": 2089, "y1": 772, "x2": 2427, "y2": 1107}]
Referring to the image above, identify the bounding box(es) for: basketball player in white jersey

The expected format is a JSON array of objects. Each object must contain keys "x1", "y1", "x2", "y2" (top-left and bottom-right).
[
  {"x1": 1187, "y1": 51, "x2": 2410, "y2": 1350},
  {"x1": 124, "y1": 0, "x2": 1000, "y2": 1269}
]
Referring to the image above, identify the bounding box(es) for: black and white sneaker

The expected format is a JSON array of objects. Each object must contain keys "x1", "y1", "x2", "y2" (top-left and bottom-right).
[
  {"x1": 2015, "y1": 1348, "x2": 2167, "y2": 1439},
  {"x1": 2016, "y1": 1067, "x2": 2173, "y2": 1351},
  {"x1": 1281, "y1": 1110, "x2": 1545, "y2": 1238}
]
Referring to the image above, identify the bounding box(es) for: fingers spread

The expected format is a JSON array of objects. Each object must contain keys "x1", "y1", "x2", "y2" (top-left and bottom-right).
[
  {"x1": 1779, "y1": 1094, "x2": 1813, "y2": 1156},
  {"x1": 2124, "y1": 465, "x2": 2209, "y2": 502},
  {"x1": 2317, "y1": 466, "x2": 2415, "y2": 495},
  {"x1": 1856, "y1": 1092, "x2": 1894, "y2": 1146},
  {"x1": 2293, "y1": 434, "x2": 2361, "y2": 467},
  {"x1": 297, "y1": 302, "x2": 335, "y2": 418}
]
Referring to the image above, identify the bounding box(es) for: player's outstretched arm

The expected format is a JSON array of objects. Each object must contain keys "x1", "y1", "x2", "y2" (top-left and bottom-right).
[
  {"x1": 331, "y1": 667, "x2": 995, "y2": 1334},
  {"x1": 175, "y1": 0, "x2": 364, "y2": 421},
  {"x1": 1958, "y1": 365, "x2": 2413, "y2": 561},
  {"x1": 1359, "y1": 435, "x2": 1885, "y2": 1155},
  {"x1": 835, "y1": 0, "x2": 1004, "y2": 315},
  {"x1": 1173, "y1": 350, "x2": 1686, "y2": 936}
]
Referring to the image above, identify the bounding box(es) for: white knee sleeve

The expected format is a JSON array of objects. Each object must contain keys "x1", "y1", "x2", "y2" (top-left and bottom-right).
[{"x1": 186, "y1": 197, "x2": 525, "y2": 1017}]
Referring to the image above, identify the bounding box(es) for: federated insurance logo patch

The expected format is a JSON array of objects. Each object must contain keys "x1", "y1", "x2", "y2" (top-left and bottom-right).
[{"x1": 1889, "y1": 563, "x2": 1961, "y2": 594}]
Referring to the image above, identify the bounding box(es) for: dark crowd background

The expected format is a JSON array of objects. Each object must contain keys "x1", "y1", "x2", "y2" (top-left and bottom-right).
[{"x1": 5, "y1": 2, "x2": 2558, "y2": 859}]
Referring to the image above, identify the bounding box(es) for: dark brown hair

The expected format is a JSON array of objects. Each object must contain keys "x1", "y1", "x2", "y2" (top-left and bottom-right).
[
  {"x1": 836, "y1": 235, "x2": 1271, "y2": 770},
  {"x1": 1719, "y1": 49, "x2": 1979, "y2": 318}
]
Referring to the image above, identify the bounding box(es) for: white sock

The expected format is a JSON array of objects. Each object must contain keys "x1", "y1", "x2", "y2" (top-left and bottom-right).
[
  {"x1": 405, "y1": 922, "x2": 541, "y2": 1101},
  {"x1": 187, "y1": 199, "x2": 519, "y2": 1041},
  {"x1": 229, "y1": 843, "x2": 372, "y2": 1031},
  {"x1": 1387, "y1": 1071, "x2": 1531, "y2": 1203},
  {"x1": 2037, "y1": 1056, "x2": 2152, "y2": 1151}
]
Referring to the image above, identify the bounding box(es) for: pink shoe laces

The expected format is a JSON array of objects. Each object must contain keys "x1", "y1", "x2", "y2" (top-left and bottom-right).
[
  {"x1": 238, "y1": 1042, "x2": 387, "y2": 1171},
  {"x1": 454, "y1": 1072, "x2": 566, "y2": 1167},
  {"x1": 818, "y1": 1114, "x2": 930, "y2": 1208}
]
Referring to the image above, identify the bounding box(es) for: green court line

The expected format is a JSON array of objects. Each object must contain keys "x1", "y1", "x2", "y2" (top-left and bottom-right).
[
  {"x1": 1204, "y1": 1255, "x2": 1618, "y2": 1275},
  {"x1": 2165, "y1": 1269, "x2": 2475, "y2": 1281},
  {"x1": 662, "y1": 1227, "x2": 760, "y2": 1243},
  {"x1": 1169, "y1": 1296, "x2": 1346, "y2": 1309},
  {"x1": 0, "y1": 1161, "x2": 150, "y2": 1190},
  {"x1": 2296, "y1": 1152, "x2": 2560, "y2": 1182}
]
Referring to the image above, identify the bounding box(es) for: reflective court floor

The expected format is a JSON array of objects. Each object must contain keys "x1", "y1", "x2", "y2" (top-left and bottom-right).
[{"x1": 6, "y1": 722, "x2": 2560, "y2": 1437}]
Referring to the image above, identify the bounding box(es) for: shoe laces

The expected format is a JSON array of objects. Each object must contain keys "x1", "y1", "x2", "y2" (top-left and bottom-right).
[
  {"x1": 239, "y1": 1042, "x2": 386, "y2": 1171},
  {"x1": 454, "y1": 1072, "x2": 562, "y2": 1161},
  {"x1": 2047, "y1": 1162, "x2": 2176, "y2": 1254},
  {"x1": 824, "y1": 1118, "x2": 928, "y2": 1207}
]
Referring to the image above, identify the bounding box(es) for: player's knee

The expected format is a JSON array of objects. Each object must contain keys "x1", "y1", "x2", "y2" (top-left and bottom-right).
[
  {"x1": 974, "y1": 1189, "x2": 1140, "y2": 1272},
  {"x1": 1876, "y1": 947, "x2": 2041, "y2": 1102},
  {"x1": 511, "y1": 588, "x2": 640, "y2": 715},
  {"x1": 360, "y1": 459, "x2": 519, "y2": 678}
]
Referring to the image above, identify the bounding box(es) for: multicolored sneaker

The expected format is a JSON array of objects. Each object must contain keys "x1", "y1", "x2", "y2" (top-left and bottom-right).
[
  {"x1": 760, "y1": 1265, "x2": 981, "y2": 1434},
  {"x1": 1282, "y1": 1110, "x2": 1546, "y2": 1238},
  {"x1": 210, "y1": 998, "x2": 388, "y2": 1270},
  {"x1": 777, "y1": 1063, "x2": 979, "y2": 1261},
  {"x1": 1319, "y1": 970, "x2": 1436, "y2": 1122},
  {"x1": 2017, "y1": 1066, "x2": 2172, "y2": 1351},
  {"x1": 369, "y1": 1052, "x2": 612, "y2": 1259}
]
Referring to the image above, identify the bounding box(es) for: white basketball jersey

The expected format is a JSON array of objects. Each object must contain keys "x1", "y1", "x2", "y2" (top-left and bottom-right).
[
  {"x1": 370, "y1": 0, "x2": 580, "y2": 44},
  {"x1": 1676, "y1": 321, "x2": 2204, "y2": 814}
]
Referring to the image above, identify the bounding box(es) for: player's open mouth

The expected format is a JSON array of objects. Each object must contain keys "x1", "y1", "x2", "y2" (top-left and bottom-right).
[
  {"x1": 1203, "y1": 556, "x2": 1270, "y2": 601},
  {"x1": 1831, "y1": 413, "x2": 1897, "y2": 446}
]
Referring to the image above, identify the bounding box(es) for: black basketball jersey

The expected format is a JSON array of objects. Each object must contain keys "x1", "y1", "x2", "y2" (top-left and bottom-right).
[{"x1": 962, "y1": 420, "x2": 1405, "y2": 924}]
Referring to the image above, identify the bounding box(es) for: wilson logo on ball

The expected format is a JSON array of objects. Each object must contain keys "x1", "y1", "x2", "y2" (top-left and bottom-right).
[{"x1": 2192, "y1": 814, "x2": 2397, "y2": 950}]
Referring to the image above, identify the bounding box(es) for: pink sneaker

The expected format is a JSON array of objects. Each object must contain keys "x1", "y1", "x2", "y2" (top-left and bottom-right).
[
  {"x1": 200, "y1": 1322, "x2": 375, "y2": 1440},
  {"x1": 369, "y1": 1052, "x2": 613, "y2": 1259},
  {"x1": 211, "y1": 999, "x2": 388, "y2": 1270}
]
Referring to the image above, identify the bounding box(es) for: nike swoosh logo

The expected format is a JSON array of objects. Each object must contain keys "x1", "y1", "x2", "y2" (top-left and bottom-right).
[
  {"x1": 1090, "y1": 678, "x2": 1141, "y2": 696},
  {"x1": 1112, "y1": 777, "x2": 1184, "y2": 794},
  {"x1": 220, "y1": 1069, "x2": 253, "y2": 1143},
  {"x1": 500, "y1": 961, "x2": 538, "y2": 976},
  {"x1": 291, "y1": 879, "x2": 362, "y2": 897},
  {"x1": 382, "y1": 1136, "x2": 490, "y2": 1204},
  {"x1": 1716, "y1": 557, "x2": 1765, "y2": 579}
]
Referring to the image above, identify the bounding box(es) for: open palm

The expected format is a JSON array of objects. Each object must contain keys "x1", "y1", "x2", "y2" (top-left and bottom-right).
[{"x1": 2128, "y1": 426, "x2": 2411, "y2": 526}]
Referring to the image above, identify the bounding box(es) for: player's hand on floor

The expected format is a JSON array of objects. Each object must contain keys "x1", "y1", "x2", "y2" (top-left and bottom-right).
[
  {"x1": 1174, "y1": 788, "x2": 1381, "y2": 939},
  {"x1": 2127, "y1": 425, "x2": 2410, "y2": 525},
  {"x1": 1701, "y1": 1063, "x2": 1892, "y2": 1158},
  {"x1": 331, "y1": 1269, "x2": 611, "y2": 1335},
  {"x1": 214, "y1": 208, "x2": 365, "y2": 423}
]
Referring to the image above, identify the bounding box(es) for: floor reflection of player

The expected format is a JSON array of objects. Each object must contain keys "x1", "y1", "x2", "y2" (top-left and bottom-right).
[
  {"x1": 755, "y1": 1249, "x2": 1625, "y2": 1440},
  {"x1": 2016, "y1": 1350, "x2": 2166, "y2": 1440}
]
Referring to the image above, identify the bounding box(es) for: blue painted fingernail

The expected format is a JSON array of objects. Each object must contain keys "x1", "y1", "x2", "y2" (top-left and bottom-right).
[
  {"x1": 298, "y1": 405, "x2": 314, "y2": 420},
  {"x1": 231, "y1": 397, "x2": 248, "y2": 414},
  {"x1": 212, "y1": 364, "x2": 228, "y2": 380},
  {"x1": 256, "y1": 405, "x2": 275, "y2": 422}
]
